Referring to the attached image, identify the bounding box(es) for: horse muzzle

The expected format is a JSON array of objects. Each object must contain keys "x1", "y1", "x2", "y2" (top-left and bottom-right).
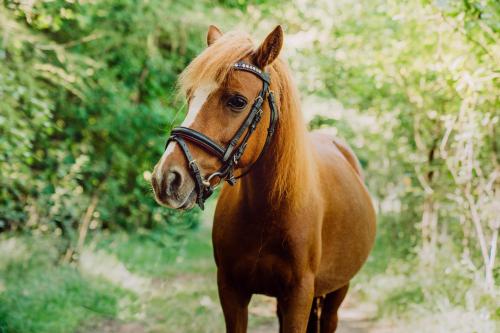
[{"x1": 151, "y1": 164, "x2": 197, "y2": 210}]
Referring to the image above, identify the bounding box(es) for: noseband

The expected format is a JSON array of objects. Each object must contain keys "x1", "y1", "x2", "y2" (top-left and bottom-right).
[{"x1": 165, "y1": 61, "x2": 279, "y2": 209}]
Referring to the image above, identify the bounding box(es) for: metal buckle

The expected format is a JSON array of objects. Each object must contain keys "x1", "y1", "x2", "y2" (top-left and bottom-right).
[
  {"x1": 256, "y1": 108, "x2": 263, "y2": 119},
  {"x1": 207, "y1": 171, "x2": 222, "y2": 182},
  {"x1": 227, "y1": 177, "x2": 236, "y2": 186},
  {"x1": 188, "y1": 160, "x2": 199, "y2": 172}
]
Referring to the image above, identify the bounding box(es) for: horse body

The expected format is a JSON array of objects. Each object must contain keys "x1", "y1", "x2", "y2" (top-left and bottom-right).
[
  {"x1": 214, "y1": 131, "x2": 375, "y2": 329},
  {"x1": 152, "y1": 25, "x2": 376, "y2": 332},
  {"x1": 309, "y1": 132, "x2": 376, "y2": 295}
]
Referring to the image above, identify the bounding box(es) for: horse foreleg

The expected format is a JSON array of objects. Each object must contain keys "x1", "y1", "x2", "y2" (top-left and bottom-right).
[
  {"x1": 277, "y1": 301, "x2": 284, "y2": 333},
  {"x1": 277, "y1": 275, "x2": 315, "y2": 333},
  {"x1": 306, "y1": 296, "x2": 324, "y2": 333},
  {"x1": 217, "y1": 271, "x2": 251, "y2": 333},
  {"x1": 320, "y1": 284, "x2": 349, "y2": 333}
]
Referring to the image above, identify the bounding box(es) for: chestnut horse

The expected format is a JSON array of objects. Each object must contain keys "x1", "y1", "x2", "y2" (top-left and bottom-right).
[{"x1": 152, "y1": 25, "x2": 376, "y2": 333}]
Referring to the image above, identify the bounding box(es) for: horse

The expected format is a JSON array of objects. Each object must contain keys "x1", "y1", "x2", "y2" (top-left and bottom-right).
[{"x1": 152, "y1": 25, "x2": 376, "y2": 333}]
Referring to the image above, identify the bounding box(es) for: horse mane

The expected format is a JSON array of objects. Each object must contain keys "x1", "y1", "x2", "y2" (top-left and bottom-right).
[
  {"x1": 267, "y1": 59, "x2": 313, "y2": 207},
  {"x1": 178, "y1": 31, "x2": 313, "y2": 208}
]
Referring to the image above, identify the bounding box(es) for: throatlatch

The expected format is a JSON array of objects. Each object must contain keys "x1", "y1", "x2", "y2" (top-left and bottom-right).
[{"x1": 165, "y1": 61, "x2": 278, "y2": 209}]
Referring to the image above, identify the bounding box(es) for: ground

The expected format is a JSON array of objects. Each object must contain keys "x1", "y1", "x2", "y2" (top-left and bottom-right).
[
  {"x1": 74, "y1": 219, "x2": 391, "y2": 333},
  {"x1": 2, "y1": 205, "x2": 496, "y2": 333},
  {"x1": 2, "y1": 219, "x2": 393, "y2": 333},
  {"x1": 76, "y1": 228, "x2": 387, "y2": 333}
]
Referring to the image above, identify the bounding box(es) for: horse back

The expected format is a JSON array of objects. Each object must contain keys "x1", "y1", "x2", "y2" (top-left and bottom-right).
[{"x1": 310, "y1": 131, "x2": 363, "y2": 181}]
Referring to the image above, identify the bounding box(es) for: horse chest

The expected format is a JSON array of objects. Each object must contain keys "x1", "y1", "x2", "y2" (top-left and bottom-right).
[
  {"x1": 229, "y1": 250, "x2": 294, "y2": 296},
  {"x1": 213, "y1": 223, "x2": 298, "y2": 295}
]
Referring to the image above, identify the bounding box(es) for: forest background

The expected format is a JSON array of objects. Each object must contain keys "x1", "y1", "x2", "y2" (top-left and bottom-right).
[{"x1": 0, "y1": 0, "x2": 498, "y2": 332}]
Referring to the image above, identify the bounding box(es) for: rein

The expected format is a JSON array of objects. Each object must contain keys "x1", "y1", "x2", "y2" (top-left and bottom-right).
[{"x1": 165, "y1": 61, "x2": 279, "y2": 209}]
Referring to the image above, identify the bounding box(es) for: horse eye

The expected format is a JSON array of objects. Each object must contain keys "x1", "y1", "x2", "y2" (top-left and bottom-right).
[{"x1": 226, "y1": 95, "x2": 247, "y2": 110}]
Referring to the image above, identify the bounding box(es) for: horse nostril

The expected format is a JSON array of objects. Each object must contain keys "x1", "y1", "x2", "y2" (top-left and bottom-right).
[{"x1": 166, "y1": 169, "x2": 183, "y2": 195}]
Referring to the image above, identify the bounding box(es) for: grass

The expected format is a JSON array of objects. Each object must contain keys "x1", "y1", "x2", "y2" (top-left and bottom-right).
[
  {"x1": 1, "y1": 211, "x2": 498, "y2": 333},
  {"x1": 0, "y1": 236, "x2": 134, "y2": 333},
  {"x1": 350, "y1": 215, "x2": 500, "y2": 333},
  {"x1": 0, "y1": 220, "x2": 277, "y2": 333}
]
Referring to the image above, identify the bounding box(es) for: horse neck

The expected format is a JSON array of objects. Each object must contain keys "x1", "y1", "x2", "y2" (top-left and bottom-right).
[{"x1": 238, "y1": 83, "x2": 313, "y2": 212}]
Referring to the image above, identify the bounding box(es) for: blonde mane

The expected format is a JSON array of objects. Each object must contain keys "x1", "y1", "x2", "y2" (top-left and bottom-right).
[
  {"x1": 178, "y1": 31, "x2": 313, "y2": 207},
  {"x1": 266, "y1": 58, "x2": 313, "y2": 206},
  {"x1": 178, "y1": 31, "x2": 254, "y2": 96}
]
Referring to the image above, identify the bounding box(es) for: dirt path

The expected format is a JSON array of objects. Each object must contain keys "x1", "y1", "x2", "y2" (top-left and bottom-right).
[
  {"x1": 75, "y1": 216, "x2": 393, "y2": 333},
  {"x1": 79, "y1": 274, "x2": 386, "y2": 333},
  {"x1": 335, "y1": 296, "x2": 382, "y2": 333},
  {"x1": 249, "y1": 292, "x2": 389, "y2": 333}
]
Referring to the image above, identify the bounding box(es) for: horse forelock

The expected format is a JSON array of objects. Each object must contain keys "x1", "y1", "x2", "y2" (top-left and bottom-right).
[{"x1": 178, "y1": 31, "x2": 255, "y2": 97}]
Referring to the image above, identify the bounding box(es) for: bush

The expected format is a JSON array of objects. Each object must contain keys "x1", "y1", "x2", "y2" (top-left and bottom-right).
[{"x1": 0, "y1": 0, "x2": 211, "y2": 235}]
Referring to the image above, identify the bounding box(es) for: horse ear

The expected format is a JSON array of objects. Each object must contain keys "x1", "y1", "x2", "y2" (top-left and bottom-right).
[
  {"x1": 253, "y1": 25, "x2": 284, "y2": 68},
  {"x1": 207, "y1": 25, "x2": 223, "y2": 46}
]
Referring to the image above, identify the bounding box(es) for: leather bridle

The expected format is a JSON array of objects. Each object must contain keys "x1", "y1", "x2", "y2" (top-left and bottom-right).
[{"x1": 165, "y1": 61, "x2": 279, "y2": 209}]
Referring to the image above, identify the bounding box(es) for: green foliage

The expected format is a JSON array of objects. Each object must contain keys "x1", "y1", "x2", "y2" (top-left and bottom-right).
[
  {"x1": 0, "y1": 0, "x2": 211, "y2": 234},
  {"x1": 1, "y1": 0, "x2": 498, "y2": 330},
  {"x1": 299, "y1": 0, "x2": 499, "y2": 325},
  {"x1": 289, "y1": 0, "x2": 499, "y2": 287}
]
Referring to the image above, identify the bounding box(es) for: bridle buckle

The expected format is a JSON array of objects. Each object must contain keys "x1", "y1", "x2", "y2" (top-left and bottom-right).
[{"x1": 227, "y1": 177, "x2": 237, "y2": 186}]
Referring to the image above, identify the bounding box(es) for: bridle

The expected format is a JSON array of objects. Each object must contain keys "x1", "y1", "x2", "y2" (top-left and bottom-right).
[{"x1": 165, "y1": 61, "x2": 279, "y2": 209}]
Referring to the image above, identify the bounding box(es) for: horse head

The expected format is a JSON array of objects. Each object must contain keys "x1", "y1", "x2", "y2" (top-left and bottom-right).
[{"x1": 152, "y1": 25, "x2": 283, "y2": 209}]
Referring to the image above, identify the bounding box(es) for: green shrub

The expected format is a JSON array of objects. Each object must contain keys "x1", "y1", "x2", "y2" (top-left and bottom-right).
[{"x1": 0, "y1": 0, "x2": 213, "y2": 234}]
